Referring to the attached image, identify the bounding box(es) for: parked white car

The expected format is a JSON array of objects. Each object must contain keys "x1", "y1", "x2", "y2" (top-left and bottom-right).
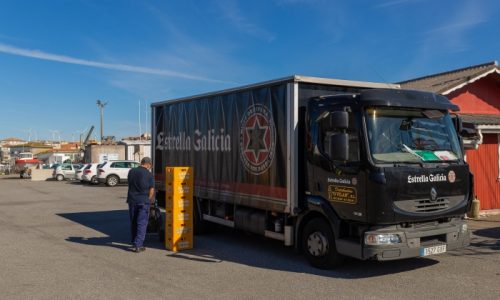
[
  {"x1": 76, "y1": 163, "x2": 90, "y2": 181},
  {"x1": 81, "y1": 163, "x2": 102, "y2": 185},
  {"x1": 97, "y1": 160, "x2": 139, "y2": 187}
]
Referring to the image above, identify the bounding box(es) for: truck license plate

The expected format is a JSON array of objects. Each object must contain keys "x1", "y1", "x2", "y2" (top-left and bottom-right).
[{"x1": 420, "y1": 245, "x2": 447, "y2": 256}]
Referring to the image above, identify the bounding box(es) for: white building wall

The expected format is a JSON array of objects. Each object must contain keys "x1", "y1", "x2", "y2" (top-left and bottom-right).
[{"x1": 120, "y1": 141, "x2": 151, "y2": 162}]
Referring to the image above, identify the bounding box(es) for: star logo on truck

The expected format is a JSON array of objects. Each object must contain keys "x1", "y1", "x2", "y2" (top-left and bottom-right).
[
  {"x1": 245, "y1": 117, "x2": 269, "y2": 163},
  {"x1": 240, "y1": 104, "x2": 276, "y2": 175}
]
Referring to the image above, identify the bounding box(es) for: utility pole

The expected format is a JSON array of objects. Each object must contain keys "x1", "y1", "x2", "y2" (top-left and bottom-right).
[
  {"x1": 96, "y1": 100, "x2": 108, "y2": 144},
  {"x1": 145, "y1": 100, "x2": 149, "y2": 138},
  {"x1": 139, "y1": 99, "x2": 142, "y2": 140}
]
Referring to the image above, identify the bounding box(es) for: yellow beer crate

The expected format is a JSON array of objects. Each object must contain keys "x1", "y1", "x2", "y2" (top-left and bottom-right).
[
  {"x1": 165, "y1": 167, "x2": 193, "y2": 251},
  {"x1": 165, "y1": 167, "x2": 193, "y2": 209}
]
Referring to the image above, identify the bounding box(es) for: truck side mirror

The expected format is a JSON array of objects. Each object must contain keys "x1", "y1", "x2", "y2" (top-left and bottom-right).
[
  {"x1": 327, "y1": 111, "x2": 349, "y2": 130},
  {"x1": 320, "y1": 111, "x2": 349, "y2": 131},
  {"x1": 452, "y1": 115, "x2": 463, "y2": 135},
  {"x1": 327, "y1": 133, "x2": 349, "y2": 161}
]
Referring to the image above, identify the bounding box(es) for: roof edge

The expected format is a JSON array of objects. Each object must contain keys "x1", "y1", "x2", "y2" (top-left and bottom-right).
[
  {"x1": 397, "y1": 61, "x2": 498, "y2": 85},
  {"x1": 152, "y1": 75, "x2": 400, "y2": 106},
  {"x1": 442, "y1": 68, "x2": 500, "y2": 95}
]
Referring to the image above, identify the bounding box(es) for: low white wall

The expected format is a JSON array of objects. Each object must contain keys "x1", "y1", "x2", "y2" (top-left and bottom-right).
[{"x1": 31, "y1": 169, "x2": 53, "y2": 181}]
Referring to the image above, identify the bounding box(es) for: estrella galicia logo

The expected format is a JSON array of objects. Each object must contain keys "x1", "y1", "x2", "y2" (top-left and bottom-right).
[{"x1": 239, "y1": 104, "x2": 276, "y2": 175}]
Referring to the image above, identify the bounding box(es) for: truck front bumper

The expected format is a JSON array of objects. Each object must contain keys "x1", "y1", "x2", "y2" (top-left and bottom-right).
[
  {"x1": 364, "y1": 218, "x2": 470, "y2": 261},
  {"x1": 337, "y1": 218, "x2": 470, "y2": 261}
]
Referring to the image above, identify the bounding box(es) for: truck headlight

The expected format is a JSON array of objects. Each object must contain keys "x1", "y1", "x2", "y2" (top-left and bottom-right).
[{"x1": 365, "y1": 233, "x2": 402, "y2": 245}]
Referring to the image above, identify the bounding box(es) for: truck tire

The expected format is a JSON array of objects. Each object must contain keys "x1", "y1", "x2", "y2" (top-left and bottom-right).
[
  {"x1": 106, "y1": 175, "x2": 119, "y2": 187},
  {"x1": 56, "y1": 174, "x2": 64, "y2": 181},
  {"x1": 302, "y1": 218, "x2": 344, "y2": 269}
]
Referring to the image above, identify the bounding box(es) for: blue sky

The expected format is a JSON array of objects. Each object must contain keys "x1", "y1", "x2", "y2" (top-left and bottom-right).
[{"x1": 1, "y1": 0, "x2": 499, "y2": 141}]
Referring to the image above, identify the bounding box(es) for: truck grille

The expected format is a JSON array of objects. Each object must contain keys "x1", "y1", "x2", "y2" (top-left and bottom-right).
[
  {"x1": 394, "y1": 195, "x2": 465, "y2": 214},
  {"x1": 414, "y1": 198, "x2": 448, "y2": 212}
]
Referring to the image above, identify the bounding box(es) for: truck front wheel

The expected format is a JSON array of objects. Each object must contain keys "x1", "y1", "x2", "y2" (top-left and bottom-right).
[{"x1": 302, "y1": 218, "x2": 344, "y2": 269}]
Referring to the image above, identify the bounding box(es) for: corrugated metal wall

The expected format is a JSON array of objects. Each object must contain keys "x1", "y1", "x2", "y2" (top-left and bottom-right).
[{"x1": 466, "y1": 134, "x2": 500, "y2": 209}]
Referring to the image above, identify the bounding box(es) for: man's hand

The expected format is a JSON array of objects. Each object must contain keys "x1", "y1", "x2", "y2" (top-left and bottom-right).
[{"x1": 149, "y1": 187, "x2": 155, "y2": 204}]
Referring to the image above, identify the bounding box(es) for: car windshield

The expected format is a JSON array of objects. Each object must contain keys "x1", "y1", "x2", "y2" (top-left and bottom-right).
[{"x1": 365, "y1": 108, "x2": 462, "y2": 163}]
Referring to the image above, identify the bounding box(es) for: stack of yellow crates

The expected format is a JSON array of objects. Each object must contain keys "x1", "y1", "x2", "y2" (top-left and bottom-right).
[{"x1": 165, "y1": 167, "x2": 193, "y2": 251}]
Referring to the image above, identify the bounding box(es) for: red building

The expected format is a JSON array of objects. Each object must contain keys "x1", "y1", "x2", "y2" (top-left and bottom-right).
[{"x1": 400, "y1": 61, "x2": 500, "y2": 210}]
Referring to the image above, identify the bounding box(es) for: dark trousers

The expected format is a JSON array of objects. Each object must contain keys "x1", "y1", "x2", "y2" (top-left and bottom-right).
[{"x1": 128, "y1": 202, "x2": 150, "y2": 248}]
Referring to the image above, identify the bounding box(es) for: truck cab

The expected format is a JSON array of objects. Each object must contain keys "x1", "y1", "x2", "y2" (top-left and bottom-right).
[{"x1": 301, "y1": 89, "x2": 471, "y2": 266}]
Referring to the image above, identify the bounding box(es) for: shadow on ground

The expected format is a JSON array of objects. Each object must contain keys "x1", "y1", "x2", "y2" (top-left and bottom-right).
[
  {"x1": 58, "y1": 210, "x2": 441, "y2": 278},
  {"x1": 67, "y1": 180, "x2": 128, "y2": 188},
  {"x1": 0, "y1": 176, "x2": 24, "y2": 180},
  {"x1": 446, "y1": 227, "x2": 500, "y2": 258},
  {"x1": 473, "y1": 227, "x2": 500, "y2": 239},
  {"x1": 170, "y1": 225, "x2": 440, "y2": 279},
  {"x1": 465, "y1": 227, "x2": 500, "y2": 254},
  {"x1": 58, "y1": 210, "x2": 164, "y2": 252},
  {"x1": 67, "y1": 181, "x2": 106, "y2": 188}
]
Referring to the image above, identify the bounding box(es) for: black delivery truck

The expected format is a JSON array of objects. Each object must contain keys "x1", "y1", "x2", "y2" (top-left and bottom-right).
[{"x1": 151, "y1": 76, "x2": 472, "y2": 269}]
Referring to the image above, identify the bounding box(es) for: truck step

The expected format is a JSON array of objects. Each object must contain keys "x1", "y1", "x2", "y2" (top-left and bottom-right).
[
  {"x1": 264, "y1": 230, "x2": 285, "y2": 241},
  {"x1": 202, "y1": 214, "x2": 235, "y2": 227}
]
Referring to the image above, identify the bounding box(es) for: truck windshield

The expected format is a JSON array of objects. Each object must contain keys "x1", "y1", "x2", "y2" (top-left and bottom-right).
[{"x1": 365, "y1": 108, "x2": 462, "y2": 163}]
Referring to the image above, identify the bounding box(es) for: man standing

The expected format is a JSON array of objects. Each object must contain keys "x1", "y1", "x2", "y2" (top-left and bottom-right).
[{"x1": 127, "y1": 157, "x2": 154, "y2": 253}]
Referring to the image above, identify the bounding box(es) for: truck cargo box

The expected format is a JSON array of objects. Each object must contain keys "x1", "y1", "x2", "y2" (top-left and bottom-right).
[{"x1": 151, "y1": 76, "x2": 398, "y2": 214}]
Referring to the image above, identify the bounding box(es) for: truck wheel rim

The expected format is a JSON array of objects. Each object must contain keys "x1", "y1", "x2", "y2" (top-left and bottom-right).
[
  {"x1": 307, "y1": 231, "x2": 329, "y2": 257},
  {"x1": 109, "y1": 177, "x2": 117, "y2": 185}
]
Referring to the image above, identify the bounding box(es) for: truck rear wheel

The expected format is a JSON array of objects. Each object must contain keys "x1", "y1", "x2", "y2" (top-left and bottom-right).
[{"x1": 302, "y1": 218, "x2": 344, "y2": 269}]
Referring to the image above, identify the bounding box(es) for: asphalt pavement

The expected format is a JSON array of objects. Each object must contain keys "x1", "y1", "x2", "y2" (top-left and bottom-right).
[{"x1": 0, "y1": 175, "x2": 499, "y2": 300}]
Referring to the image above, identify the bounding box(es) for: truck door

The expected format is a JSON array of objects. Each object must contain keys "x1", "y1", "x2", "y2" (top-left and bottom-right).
[{"x1": 310, "y1": 104, "x2": 367, "y2": 222}]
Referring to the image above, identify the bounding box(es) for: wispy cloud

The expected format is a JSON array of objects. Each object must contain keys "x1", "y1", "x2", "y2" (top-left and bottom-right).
[
  {"x1": 144, "y1": 4, "x2": 254, "y2": 86},
  {"x1": 426, "y1": 19, "x2": 487, "y2": 34},
  {"x1": 421, "y1": 1, "x2": 487, "y2": 52},
  {"x1": 216, "y1": 0, "x2": 275, "y2": 42},
  {"x1": 398, "y1": 0, "x2": 489, "y2": 81},
  {"x1": 375, "y1": 0, "x2": 424, "y2": 8},
  {"x1": 275, "y1": 0, "x2": 319, "y2": 4},
  {"x1": 0, "y1": 33, "x2": 33, "y2": 43},
  {"x1": 0, "y1": 43, "x2": 225, "y2": 83}
]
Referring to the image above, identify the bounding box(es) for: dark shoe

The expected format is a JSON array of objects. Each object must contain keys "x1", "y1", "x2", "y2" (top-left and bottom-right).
[{"x1": 132, "y1": 247, "x2": 146, "y2": 253}]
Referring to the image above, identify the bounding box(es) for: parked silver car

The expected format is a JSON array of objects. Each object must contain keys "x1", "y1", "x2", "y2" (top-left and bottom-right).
[{"x1": 53, "y1": 164, "x2": 81, "y2": 181}]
